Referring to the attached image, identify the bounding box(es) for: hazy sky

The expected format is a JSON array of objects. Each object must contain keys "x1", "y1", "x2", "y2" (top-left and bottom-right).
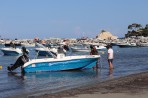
[{"x1": 0, "y1": 0, "x2": 148, "y2": 39}]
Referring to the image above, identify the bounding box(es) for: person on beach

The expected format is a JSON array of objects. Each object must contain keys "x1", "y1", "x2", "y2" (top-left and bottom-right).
[
  {"x1": 106, "y1": 45, "x2": 114, "y2": 69},
  {"x1": 90, "y1": 45, "x2": 99, "y2": 68},
  {"x1": 7, "y1": 47, "x2": 29, "y2": 73}
]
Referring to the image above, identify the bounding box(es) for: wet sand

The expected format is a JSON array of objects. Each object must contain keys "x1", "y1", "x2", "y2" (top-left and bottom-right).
[{"x1": 11, "y1": 71, "x2": 148, "y2": 98}]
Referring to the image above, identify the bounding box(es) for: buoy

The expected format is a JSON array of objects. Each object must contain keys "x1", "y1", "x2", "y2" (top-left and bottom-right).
[{"x1": 0, "y1": 66, "x2": 2, "y2": 69}]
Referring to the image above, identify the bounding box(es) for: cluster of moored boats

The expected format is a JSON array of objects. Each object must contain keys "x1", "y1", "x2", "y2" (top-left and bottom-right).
[
  {"x1": 0, "y1": 43, "x2": 106, "y2": 56},
  {"x1": 1, "y1": 36, "x2": 148, "y2": 73}
]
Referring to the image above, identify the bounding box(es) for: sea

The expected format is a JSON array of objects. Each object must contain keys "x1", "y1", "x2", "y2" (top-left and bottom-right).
[{"x1": 0, "y1": 45, "x2": 148, "y2": 97}]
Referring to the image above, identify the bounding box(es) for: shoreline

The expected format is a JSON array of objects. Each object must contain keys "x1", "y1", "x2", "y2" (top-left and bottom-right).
[{"x1": 10, "y1": 71, "x2": 148, "y2": 98}]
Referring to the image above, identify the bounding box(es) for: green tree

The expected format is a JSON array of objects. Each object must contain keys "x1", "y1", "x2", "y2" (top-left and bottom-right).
[
  {"x1": 145, "y1": 24, "x2": 148, "y2": 29},
  {"x1": 128, "y1": 25, "x2": 133, "y2": 30},
  {"x1": 136, "y1": 24, "x2": 142, "y2": 30}
]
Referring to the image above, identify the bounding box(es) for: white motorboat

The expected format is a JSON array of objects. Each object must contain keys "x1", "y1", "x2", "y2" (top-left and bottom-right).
[
  {"x1": 94, "y1": 45, "x2": 106, "y2": 50},
  {"x1": 137, "y1": 42, "x2": 148, "y2": 47},
  {"x1": 70, "y1": 44, "x2": 90, "y2": 52},
  {"x1": 0, "y1": 47, "x2": 22, "y2": 56},
  {"x1": 116, "y1": 42, "x2": 137, "y2": 48}
]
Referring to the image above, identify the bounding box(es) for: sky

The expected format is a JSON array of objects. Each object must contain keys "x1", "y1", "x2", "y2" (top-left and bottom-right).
[{"x1": 0, "y1": 0, "x2": 148, "y2": 39}]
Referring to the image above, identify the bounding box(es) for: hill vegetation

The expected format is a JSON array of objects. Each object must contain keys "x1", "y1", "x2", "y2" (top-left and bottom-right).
[{"x1": 125, "y1": 23, "x2": 148, "y2": 37}]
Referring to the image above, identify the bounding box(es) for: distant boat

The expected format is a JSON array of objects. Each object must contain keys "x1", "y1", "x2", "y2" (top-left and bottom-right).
[
  {"x1": 117, "y1": 42, "x2": 137, "y2": 48},
  {"x1": 71, "y1": 43, "x2": 90, "y2": 52},
  {"x1": 137, "y1": 42, "x2": 148, "y2": 47},
  {"x1": 22, "y1": 54, "x2": 100, "y2": 73},
  {"x1": 0, "y1": 47, "x2": 22, "y2": 56},
  {"x1": 21, "y1": 43, "x2": 35, "y2": 47},
  {"x1": 94, "y1": 45, "x2": 106, "y2": 50},
  {"x1": 71, "y1": 43, "x2": 106, "y2": 52},
  {"x1": 4, "y1": 43, "x2": 21, "y2": 47},
  {"x1": 86, "y1": 43, "x2": 107, "y2": 51},
  {"x1": 111, "y1": 42, "x2": 118, "y2": 46}
]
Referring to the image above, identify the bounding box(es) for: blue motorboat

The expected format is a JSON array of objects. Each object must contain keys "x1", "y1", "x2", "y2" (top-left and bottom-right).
[{"x1": 22, "y1": 54, "x2": 100, "y2": 73}]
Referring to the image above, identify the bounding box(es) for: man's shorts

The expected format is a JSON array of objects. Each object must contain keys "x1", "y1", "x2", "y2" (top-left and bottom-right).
[{"x1": 108, "y1": 59, "x2": 113, "y2": 63}]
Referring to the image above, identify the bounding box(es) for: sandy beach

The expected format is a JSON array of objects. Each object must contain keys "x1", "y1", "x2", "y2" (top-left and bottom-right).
[{"x1": 10, "y1": 71, "x2": 148, "y2": 98}]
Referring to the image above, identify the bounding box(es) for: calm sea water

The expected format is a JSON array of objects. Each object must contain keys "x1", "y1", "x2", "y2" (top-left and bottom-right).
[{"x1": 0, "y1": 46, "x2": 148, "y2": 97}]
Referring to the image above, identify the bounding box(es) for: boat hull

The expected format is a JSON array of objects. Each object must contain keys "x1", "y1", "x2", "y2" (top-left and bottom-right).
[
  {"x1": 0, "y1": 48, "x2": 22, "y2": 56},
  {"x1": 23, "y1": 55, "x2": 100, "y2": 73},
  {"x1": 83, "y1": 60, "x2": 98, "y2": 69}
]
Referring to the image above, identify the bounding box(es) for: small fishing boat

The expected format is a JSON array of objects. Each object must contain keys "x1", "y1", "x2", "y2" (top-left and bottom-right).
[
  {"x1": 0, "y1": 47, "x2": 22, "y2": 56},
  {"x1": 22, "y1": 54, "x2": 100, "y2": 73}
]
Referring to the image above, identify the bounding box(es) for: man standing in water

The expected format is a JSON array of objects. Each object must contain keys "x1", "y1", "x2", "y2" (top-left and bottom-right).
[{"x1": 106, "y1": 45, "x2": 114, "y2": 69}]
